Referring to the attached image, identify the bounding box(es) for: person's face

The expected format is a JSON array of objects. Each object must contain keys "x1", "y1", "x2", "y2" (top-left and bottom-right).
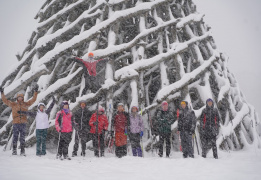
[
  {"x1": 162, "y1": 104, "x2": 168, "y2": 111},
  {"x1": 39, "y1": 105, "x2": 45, "y2": 111},
  {"x1": 207, "y1": 101, "x2": 213, "y2": 107},
  {"x1": 17, "y1": 97, "x2": 23, "y2": 102},
  {"x1": 181, "y1": 104, "x2": 186, "y2": 109},
  {"x1": 98, "y1": 111, "x2": 103, "y2": 115},
  {"x1": 89, "y1": 55, "x2": 94, "y2": 60},
  {"x1": 63, "y1": 105, "x2": 69, "y2": 109},
  {"x1": 132, "y1": 107, "x2": 137, "y2": 113},
  {"x1": 118, "y1": 106, "x2": 124, "y2": 112},
  {"x1": 80, "y1": 103, "x2": 86, "y2": 109}
]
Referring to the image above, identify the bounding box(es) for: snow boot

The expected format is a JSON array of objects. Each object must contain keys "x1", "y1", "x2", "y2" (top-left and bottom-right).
[
  {"x1": 132, "y1": 148, "x2": 137, "y2": 156},
  {"x1": 20, "y1": 146, "x2": 26, "y2": 156},
  {"x1": 137, "y1": 147, "x2": 142, "y2": 157},
  {"x1": 81, "y1": 152, "x2": 86, "y2": 157},
  {"x1": 12, "y1": 145, "x2": 17, "y2": 155},
  {"x1": 158, "y1": 153, "x2": 163, "y2": 158},
  {"x1": 202, "y1": 154, "x2": 206, "y2": 158},
  {"x1": 64, "y1": 155, "x2": 71, "y2": 160},
  {"x1": 72, "y1": 152, "x2": 77, "y2": 157},
  {"x1": 183, "y1": 154, "x2": 188, "y2": 158},
  {"x1": 189, "y1": 154, "x2": 194, "y2": 158}
]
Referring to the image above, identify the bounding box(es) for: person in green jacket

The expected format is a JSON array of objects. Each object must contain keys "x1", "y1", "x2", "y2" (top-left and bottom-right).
[{"x1": 156, "y1": 101, "x2": 175, "y2": 157}]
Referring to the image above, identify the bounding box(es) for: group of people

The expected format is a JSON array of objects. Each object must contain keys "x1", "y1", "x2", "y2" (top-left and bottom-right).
[{"x1": 0, "y1": 83, "x2": 220, "y2": 159}]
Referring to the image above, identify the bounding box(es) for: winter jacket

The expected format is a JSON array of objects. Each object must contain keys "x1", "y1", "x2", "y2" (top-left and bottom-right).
[
  {"x1": 177, "y1": 101, "x2": 196, "y2": 133},
  {"x1": 156, "y1": 109, "x2": 175, "y2": 134},
  {"x1": 112, "y1": 111, "x2": 130, "y2": 133},
  {"x1": 73, "y1": 107, "x2": 92, "y2": 132},
  {"x1": 55, "y1": 110, "x2": 74, "y2": 133},
  {"x1": 1, "y1": 92, "x2": 38, "y2": 124},
  {"x1": 200, "y1": 102, "x2": 220, "y2": 138},
  {"x1": 129, "y1": 112, "x2": 144, "y2": 134},
  {"x1": 73, "y1": 57, "x2": 109, "y2": 76},
  {"x1": 19, "y1": 101, "x2": 55, "y2": 129},
  {"x1": 89, "y1": 113, "x2": 109, "y2": 134}
]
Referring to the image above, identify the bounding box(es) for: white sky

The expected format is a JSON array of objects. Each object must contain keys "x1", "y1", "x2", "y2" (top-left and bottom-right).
[{"x1": 0, "y1": 0, "x2": 260, "y2": 114}]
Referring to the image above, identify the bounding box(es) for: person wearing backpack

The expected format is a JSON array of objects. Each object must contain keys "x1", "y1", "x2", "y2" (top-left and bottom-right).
[{"x1": 200, "y1": 98, "x2": 220, "y2": 159}]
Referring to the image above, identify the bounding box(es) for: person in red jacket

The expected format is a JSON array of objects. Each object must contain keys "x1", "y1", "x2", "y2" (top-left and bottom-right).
[
  {"x1": 72, "y1": 52, "x2": 110, "y2": 95},
  {"x1": 111, "y1": 103, "x2": 130, "y2": 158},
  {"x1": 55, "y1": 101, "x2": 75, "y2": 160},
  {"x1": 89, "y1": 106, "x2": 109, "y2": 157}
]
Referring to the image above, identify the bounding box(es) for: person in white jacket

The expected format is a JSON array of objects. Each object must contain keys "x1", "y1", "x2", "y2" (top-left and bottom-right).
[{"x1": 18, "y1": 96, "x2": 55, "y2": 156}]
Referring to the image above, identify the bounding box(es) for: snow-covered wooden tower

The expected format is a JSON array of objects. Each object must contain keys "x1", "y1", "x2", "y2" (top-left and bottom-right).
[{"x1": 0, "y1": 0, "x2": 260, "y2": 153}]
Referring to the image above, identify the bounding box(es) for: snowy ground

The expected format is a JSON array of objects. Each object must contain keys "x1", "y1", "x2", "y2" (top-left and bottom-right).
[{"x1": 0, "y1": 146, "x2": 261, "y2": 180}]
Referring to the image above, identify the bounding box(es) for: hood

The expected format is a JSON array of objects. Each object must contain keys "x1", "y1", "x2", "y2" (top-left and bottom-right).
[
  {"x1": 206, "y1": 99, "x2": 214, "y2": 108},
  {"x1": 16, "y1": 93, "x2": 24, "y2": 102}
]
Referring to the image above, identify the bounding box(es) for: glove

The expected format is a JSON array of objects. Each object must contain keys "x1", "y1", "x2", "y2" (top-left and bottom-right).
[
  {"x1": 59, "y1": 130, "x2": 61, "y2": 132},
  {"x1": 110, "y1": 131, "x2": 114, "y2": 137},
  {"x1": 17, "y1": 111, "x2": 22, "y2": 114},
  {"x1": 93, "y1": 121, "x2": 98, "y2": 126},
  {"x1": 140, "y1": 131, "x2": 143, "y2": 137},
  {"x1": 124, "y1": 129, "x2": 127, "y2": 136},
  {"x1": 0, "y1": 87, "x2": 3, "y2": 93},
  {"x1": 33, "y1": 84, "x2": 39, "y2": 92}
]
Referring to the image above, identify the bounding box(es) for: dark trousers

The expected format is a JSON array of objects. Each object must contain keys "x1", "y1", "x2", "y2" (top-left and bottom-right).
[
  {"x1": 130, "y1": 133, "x2": 142, "y2": 157},
  {"x1": 115, "y1": 145, "x2": 127, "y2": 158},
  {"x1": 13, "y1": 124, "x2": 26, "y2": 149},
  {"x1": 159, "y1": 133, "x2": 171, "y2": 156},
  {"x1": 82, "y1": 76, "x2": 101, "y2": 95},
  {"x1": 201, "y1": 136, "x2": 218, "y2": 158},
  {"x1": 92, "y1": 133, "x2": 105, "y2": 157},
  {"x1": 180, "y1": 131, "x2": 193, "y2": 156},
  {"x1": 36, "y1": 129, "x2": 47, "y2": 155},
  {"x1": 58, "y1": 132, "x2": 72, "y2": 157},
  {"x1": 73, "y1": 131, "x2": 91, "y2": 155}
]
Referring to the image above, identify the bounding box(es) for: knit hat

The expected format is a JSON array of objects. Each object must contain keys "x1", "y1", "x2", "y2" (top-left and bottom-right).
[
  {"x1": 98, "y1": 106, "x2": 105, "y2": 112},
  {"x1": 79, "y1": 100, "x2": 86, "y2": 105},
  {"x1": 117, "y1": 103, "x2": 124, "y2": 107},
  {"x1": 88, "y1": 52, "x2": 94, "y2": 57},
  {"x1": 38, "y1": 103, "x2": 46, "y2": 109},
  {"x1": 206, "y1": 98, "x2": 213, "y2": 103},
  {"x1": 131, "y1": 106, "x2": 139, "y2": 111},
  {"x1": 162, "y1": 101, "x2": 168, "y2": 106},
  {"x1": 61, "y1": 101, "x2": 69, "y2": 109}
]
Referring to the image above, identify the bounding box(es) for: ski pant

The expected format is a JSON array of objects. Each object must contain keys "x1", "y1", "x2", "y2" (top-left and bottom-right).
[
  {"x1": 36, "y1": 129, "x2": 47, "y2": 155},
  {"x1": 13, "y1": 123, "x2": 26, "y2": 149},
  {"x1": 130, "y1": 133, "x2": 142, "y2": 157},
  {"x1": 201, "y1": 136, "x2": 218, "y2": 158},
  {"x1": 82, "y1": 76, "x2": 101, "y2": 95},
  {"x1": 58, "y1": 132, "x2": 72, "y2": 157},
  {"x1": 115, "y1": 145, "x2": 127, "y2": 158},
  {"x1": 159, "y1": 133, "x2": 171, "y2": 157},
  {"x1": 92, "y1": 132, "x2": 105, "y2": 157},
  {"x1": 180, "y1": 131, "x2": 193, "y2": 156},
  {"x1": 73, "y1": 130, "x2": 92, "y2": 155}
]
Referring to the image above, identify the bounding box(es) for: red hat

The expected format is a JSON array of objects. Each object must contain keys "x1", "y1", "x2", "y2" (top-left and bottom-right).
[
  {"x1": 162, "y1": 101, "x2": 168, "y2": 106},
  {"x1": 88, "y1": 52, "x2": 94, "y2": 57},
  {"x1": 98, "y1": 106, "x2": 105, "y2": 112}
]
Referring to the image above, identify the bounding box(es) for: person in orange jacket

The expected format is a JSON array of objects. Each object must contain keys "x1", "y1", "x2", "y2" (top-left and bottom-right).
[
  {"x1": 89, "y1": 106, "x2": 109, "y2": 157},
  {"x1": 0, "y1": 85, "x2": 38, "y2": 156}
]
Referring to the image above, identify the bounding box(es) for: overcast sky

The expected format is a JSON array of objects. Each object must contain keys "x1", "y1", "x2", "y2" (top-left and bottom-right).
[{"x1": 0, "y1": 0, "x2": 260, "y2": 114}]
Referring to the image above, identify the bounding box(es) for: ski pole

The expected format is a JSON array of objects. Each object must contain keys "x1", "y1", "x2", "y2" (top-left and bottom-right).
[
  {"x1": 194, "y1": 133, "x2": 200, "y2": 155},
  {"x1": 140, "y1": 136, "x2": 144, "y2": 158},
  {"x1": 56, "y1": 132, "x2": 61, "y2": 158}
]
